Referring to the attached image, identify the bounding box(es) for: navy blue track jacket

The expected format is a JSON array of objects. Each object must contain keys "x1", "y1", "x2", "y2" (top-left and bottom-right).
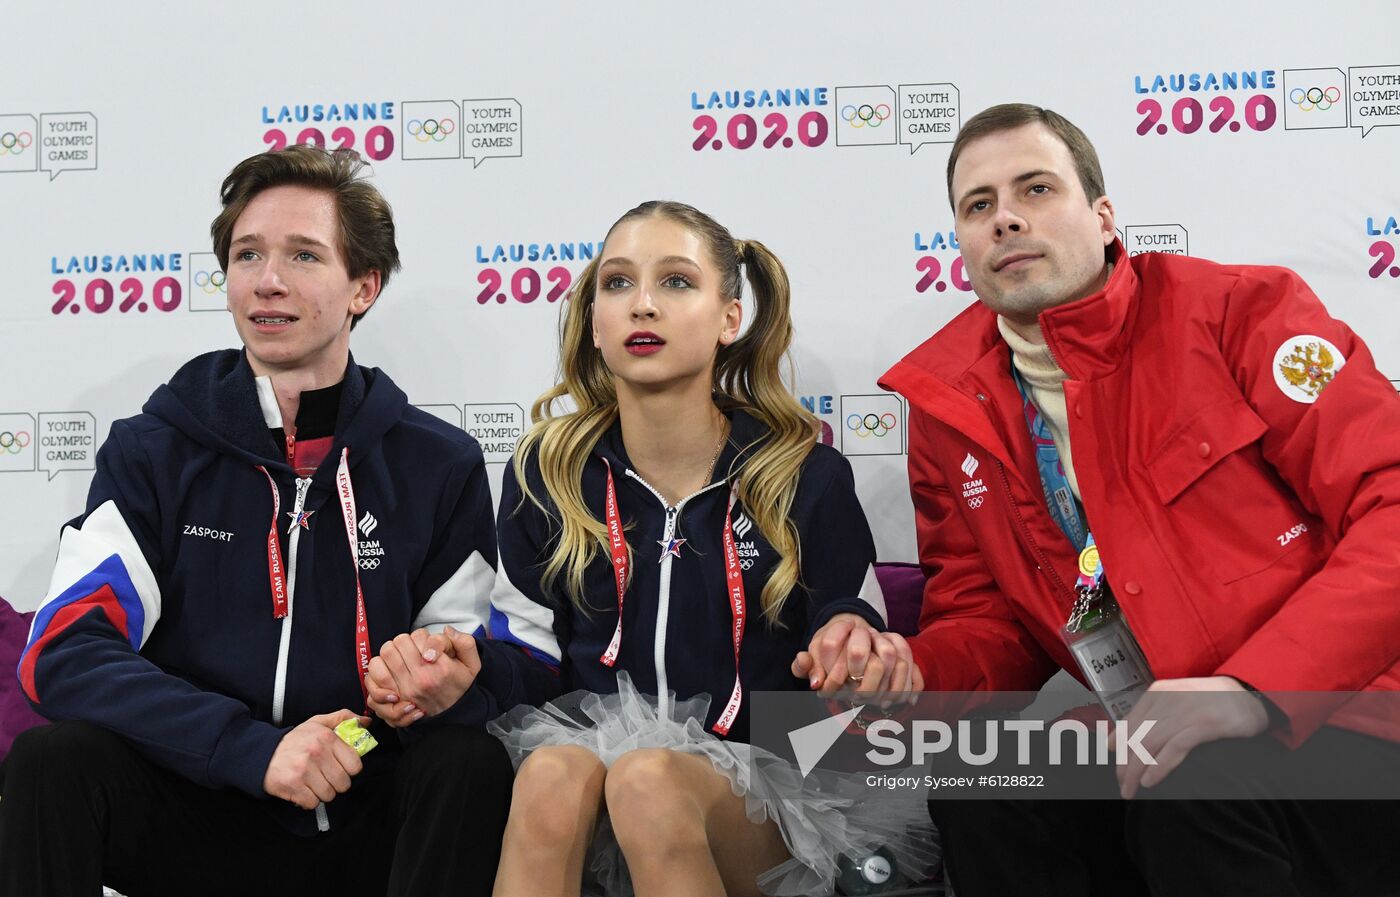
[
  {"x1": 484, "y1": 409, "x2": 888, "y2": 742},
  {"x1": 18, "y1": 350, "x2": 536, "y2": 833}
]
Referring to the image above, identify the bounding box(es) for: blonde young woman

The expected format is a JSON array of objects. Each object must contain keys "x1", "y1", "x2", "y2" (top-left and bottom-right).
[{"x1": 479, "y1": 202, "x2": 932, "y2": 897}]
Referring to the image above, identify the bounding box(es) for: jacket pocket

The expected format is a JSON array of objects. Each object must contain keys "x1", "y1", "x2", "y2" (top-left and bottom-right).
[
  {"x1": 1146, "y1": 398, "x2": 1266, "y2": 504},
  {"x1": 1145, "y1": 398, "x2": 1317, "y2": 584}
]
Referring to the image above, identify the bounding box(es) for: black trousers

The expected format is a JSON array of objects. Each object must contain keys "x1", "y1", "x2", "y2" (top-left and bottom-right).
[
  {"x1": 928, "y1": 727, "x2": 1400, "y2": 897},
  {"x1": 0, "y1": 720, "x2": 513, "y2": 897}
]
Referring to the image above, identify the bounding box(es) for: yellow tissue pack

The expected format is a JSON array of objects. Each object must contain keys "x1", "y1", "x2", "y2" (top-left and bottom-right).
[{"x1": 335, "y1": 718, "x2": 378, "y2": 757}]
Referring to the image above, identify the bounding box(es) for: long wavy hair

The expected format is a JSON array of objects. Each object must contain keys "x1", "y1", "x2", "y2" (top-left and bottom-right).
[{"x1": 514, "y1": 201, "x2": 816, "y2": 625}]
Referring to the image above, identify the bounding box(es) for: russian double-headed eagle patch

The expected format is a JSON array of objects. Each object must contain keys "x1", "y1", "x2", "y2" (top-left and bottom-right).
[{"x1": 1273, "y1": 335, "x2": 1346, "y2": 403}]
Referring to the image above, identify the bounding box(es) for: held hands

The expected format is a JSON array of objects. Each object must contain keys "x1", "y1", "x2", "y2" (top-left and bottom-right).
[
  {"x1": 365, "y1": 626, "x2": 481, "y2": 728},
  {"x1": 1109, "y1": 675, "x2": 1271, "y2": 799},
  {"x1": 263, "y1": 709, "x2": 368, "y2": 809},
  {"x1": 791, "y1": 612, "x2": 923, "y2": 702}
]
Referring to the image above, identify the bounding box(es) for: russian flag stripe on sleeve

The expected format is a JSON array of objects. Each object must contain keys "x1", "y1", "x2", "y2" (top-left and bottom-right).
[
  {"x1": 19, "y1": 499, "x2": 161, "y2": 702},
  {"x1": 25, "y1": 555, "x2": 145, "y2": 654},
  {"x1": 487, "y1": 605, "x2": 558, "y2": 667},
  {"x1": 487, "y1": 562, "x2": 561, "y2": 667},
  {"x1": 19, "y1": 579, "x2": 134, "y2": 703}
]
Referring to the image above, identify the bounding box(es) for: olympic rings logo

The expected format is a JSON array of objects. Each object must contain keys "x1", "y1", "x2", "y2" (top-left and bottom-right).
[
  {"x1": 194, "y1": 271, "x2": 227, "y2": 294},
  {"x1": 407, "y1": 118, "x2": 455, "y2": 143},
  {"x1": 967, "y1": 496, "x2": 984, "y2": 509},
  {"x1": 359, "y1": 557, "x2": 381, "y2": 570},
  {"x1": 0, "y1": 431, "x2": 32, "y2": 454},
  {"x1": 0, "y1": 131, "x2": 34, "y2": 156},
  {"x1": 846, "y1": 413, "x2": 897, "y2": 438},
  {"x1": 1289, "y1": 86, "x2": 1341, "y2": 112},
  {"x1": 841, "y1": 104, "x2": 891, "y2": 129}
]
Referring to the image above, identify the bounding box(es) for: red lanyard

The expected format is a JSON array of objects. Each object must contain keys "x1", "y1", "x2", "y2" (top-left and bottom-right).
[
  {"x1": 257, "y1": 451, "x2": 371, "y2": 701},
  {"x1": 599, "y1": 461, "x2": 747, "y2": 735},
  {"x1": 334, "y1": 448, "x2": 372, "y2": 701},
  {"x1": 258, "y1": 466, "x2": 288, "y2": 618},
  {"x1": 713, "y1": 489, "x2": 746, "y2": 736},
  {"x1": 600, "y1": 460, "x2": 629, "y2": 668}
]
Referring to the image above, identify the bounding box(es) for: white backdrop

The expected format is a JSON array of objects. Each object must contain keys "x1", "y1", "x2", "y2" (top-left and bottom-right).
[{"x1": 3, "y1": 1, "x2": 1398, "y2": 611}]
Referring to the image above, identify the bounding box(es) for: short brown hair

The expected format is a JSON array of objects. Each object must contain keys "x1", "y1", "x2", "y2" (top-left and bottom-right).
[
  {"x1": 210, "y1": 145, "x2": 400, "y2": 328},
  {"x1": 946, "y1": 104, "x2": 1106, "y2": 210}
]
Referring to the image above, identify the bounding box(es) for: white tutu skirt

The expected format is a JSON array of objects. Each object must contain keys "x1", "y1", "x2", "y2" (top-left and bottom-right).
[{"x1": 488, "y1": 673, "x2": 938, "y2": 896}]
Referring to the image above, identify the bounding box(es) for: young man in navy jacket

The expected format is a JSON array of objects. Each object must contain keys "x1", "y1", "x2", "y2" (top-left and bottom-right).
[{"x1": 0, "y1": 146, "x2": 524, "y2": 897}]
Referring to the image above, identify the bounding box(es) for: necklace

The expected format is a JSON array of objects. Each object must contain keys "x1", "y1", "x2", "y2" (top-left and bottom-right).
[
  {"x1": 654, "y1": 419, "x2": 731, "y2": 562},
  {"x1": 702, "y1": 419, "x2": 730, "y2": 487}
]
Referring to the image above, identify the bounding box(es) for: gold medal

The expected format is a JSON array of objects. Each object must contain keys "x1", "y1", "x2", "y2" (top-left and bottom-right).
[{"x1": 1078, "y1": 544, "x2": 1100, "y2": 578}]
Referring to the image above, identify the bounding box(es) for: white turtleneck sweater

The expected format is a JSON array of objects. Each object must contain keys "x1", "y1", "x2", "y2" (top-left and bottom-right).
[{"x1": 997, "y1": 315, "x2": 1080, "y2": 499}]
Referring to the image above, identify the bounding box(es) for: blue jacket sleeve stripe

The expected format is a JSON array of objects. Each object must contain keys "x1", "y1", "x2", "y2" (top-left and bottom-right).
[
  {"x1": 488, "y1": 605, "x2": 558, "y2": 667},
  {"x1": 19, "y1": 501, "x2": 161, "y2": 702},
  {"x1": 25, "y1": 553, "x2": 145, "y2": 654},
  {"x1": 26, "y1": 501, "x2": 160, "y2": 650},
  {"x1": 487, "y1": 562, "x2": 561, "y2": 667}
]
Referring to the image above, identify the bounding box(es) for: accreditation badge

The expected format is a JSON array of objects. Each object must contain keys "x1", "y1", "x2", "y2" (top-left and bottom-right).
[{"x1": 1062, "y1": 583, "x2": 1154, "y2": 720}]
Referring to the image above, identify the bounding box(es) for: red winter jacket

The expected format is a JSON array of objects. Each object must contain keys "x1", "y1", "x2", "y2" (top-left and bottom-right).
[{"x1": 879, "y1": 244, "x2": 1400, "y2": 746}]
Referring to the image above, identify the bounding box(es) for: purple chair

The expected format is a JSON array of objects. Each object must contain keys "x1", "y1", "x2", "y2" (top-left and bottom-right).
[
  {"x1": 874, "y1": 562, "x2": 925, "y2": 638},
  {"x1": 1, "y1": 597, "x2": 47, "y2": 762}
]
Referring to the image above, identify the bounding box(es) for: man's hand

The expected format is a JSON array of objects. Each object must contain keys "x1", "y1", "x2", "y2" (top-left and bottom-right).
[
  {"x1": 791, "y1": 613, "x2": 922, "y2": 702},
  {"x1": 263, "y1": 709, "x2": 368, "y2": 809},
  {"x1": 365, "y1": 626, "x2": 481, "y2": 728},
  {"x1": 1110, "y1": 675, "x2": 1270, "y2": 799}
]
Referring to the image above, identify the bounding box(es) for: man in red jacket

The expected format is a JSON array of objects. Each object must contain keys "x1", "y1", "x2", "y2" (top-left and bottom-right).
[{"x1": 880, "y1": 103, "x2": 1400, "y2": 896}]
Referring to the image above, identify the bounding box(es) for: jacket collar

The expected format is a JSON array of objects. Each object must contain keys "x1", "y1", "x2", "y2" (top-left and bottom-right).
[
  {"x1": 879, "y1": 240, "x2": 1136, "y2": 464},
  {"x1": 1037, "y1": 241, "x2": 1138, "y2": 382},
  {"x1": 882, "y1": 240, "x2": 1137, "y2": 391},
  {"x1": 592, "y1": 406, "x2": 770, "y2": 490},
  {"x1": 145, "y1": 349, "x2": 400, "y2": 472}
]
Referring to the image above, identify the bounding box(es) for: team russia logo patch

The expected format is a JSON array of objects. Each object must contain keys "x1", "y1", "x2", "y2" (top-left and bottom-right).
[
  {"x1": 959, "y1": 453, "x2": 988, "y2": 509},
  {"x1": 1272, "y1": 335, "x2": 1346, "y2": 403}
]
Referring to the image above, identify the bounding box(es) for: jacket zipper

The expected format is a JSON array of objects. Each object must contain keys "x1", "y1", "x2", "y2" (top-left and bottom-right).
[
  {"x1": 970, "y1": 361, "x2": 1076, "y2": 602},
  {"x1": 654, "y1": 505, "x2": 679, "y2": 704},
  {"x1": 623, "y1": 470, "x2": 726, "y2": 708},
  {"x1": 995, "y1": 460, "x2": 1073, "y2": 600},
  {"x1": 271, "y1": 476, "x2": 312, "y2": 726},
  {"x1": 1009, "y1": 344, "x2": 1092, "y2": 608},
  {"x1": 271, "y1": 474, "x2": 331, "y2": 832}
]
